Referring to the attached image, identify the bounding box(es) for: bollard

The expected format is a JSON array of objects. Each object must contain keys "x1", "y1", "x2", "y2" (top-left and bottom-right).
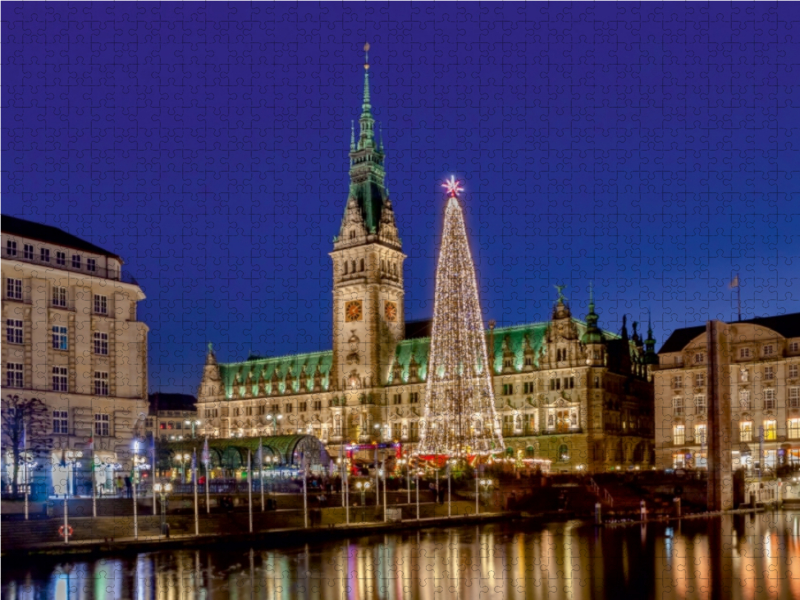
[
  {"x1": 673, "y1": 497, "x2": 681, "y2": 518},
  {"x1": 594, "y1": 502, "x2": 602, "y2": 526},
  {"x1": 640, "y1": 500, "x2": 647, "y2": 521}
]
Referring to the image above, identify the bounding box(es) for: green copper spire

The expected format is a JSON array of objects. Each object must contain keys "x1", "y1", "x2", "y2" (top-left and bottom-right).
[
  {"x1": 357, "y1": 42, "x2": 375, "y2": 150},
  {"x1": 581, "y1": 281, "x2": 603, "y2": 344},
  {"x1": 350, "y1": 120, "x2": 355, "y2": 151},
  {"x1": 335, "y1": 43, "x2": 397, "y2": 245}
]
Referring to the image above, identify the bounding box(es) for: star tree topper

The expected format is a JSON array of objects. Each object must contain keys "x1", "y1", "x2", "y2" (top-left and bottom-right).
[{"x1": 442, "y1": 176, "x2": 464, "y2": 198}]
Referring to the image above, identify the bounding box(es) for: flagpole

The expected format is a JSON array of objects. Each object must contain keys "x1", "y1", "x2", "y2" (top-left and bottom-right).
[
  {"x1": 152, "y1": 440, "x2": 157, "y2": 516},
  {"x1": 303, "y1": 456, "x2": 308, "y2": 528},
  {"x1": 23, "y1": 423, "x2": 29, "y2": 521},
  {"x1": 91, "y1": 438, "x2": 96, "y2": 518},
  {"x1": 247, "y1": 449, "x2": 253, "y2": 533},
  {"x1": 259, "y1": 437, "x2": 265, "y2": 512},
  {"x1": 738, "y1": 273, "x2": 742, "y2": 322},
  {"x1": 193, "y1": 449, "x2": 199, "y2": 536},
  {"x1": 204, "y1": 437, "x2": 211, "y2": 514}
]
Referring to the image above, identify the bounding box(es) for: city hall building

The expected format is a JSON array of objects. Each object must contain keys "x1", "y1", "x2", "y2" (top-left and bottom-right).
[{"x1": 197, "y1": 59, "x2": 656, "y2": 473}]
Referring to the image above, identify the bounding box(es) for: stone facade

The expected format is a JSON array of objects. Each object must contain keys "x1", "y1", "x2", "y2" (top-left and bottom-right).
[
  {"x1": 196, "y1": 58, "x2": 656, "y2": 473},
  {"x1": 1, "y1": 216, "x2": 148, "y2": 495},
  {"x1": 654, "y1": 314, "x2": 800, "y2": 473}
]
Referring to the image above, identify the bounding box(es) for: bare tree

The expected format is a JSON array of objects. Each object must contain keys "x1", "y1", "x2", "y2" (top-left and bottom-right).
[{"x1": 1, "y1": 395, "x2": 50, "y2": 496}]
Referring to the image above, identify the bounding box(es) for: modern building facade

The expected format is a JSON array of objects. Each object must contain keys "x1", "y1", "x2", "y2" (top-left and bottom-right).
[
  {"x1": 196, "y1": 55, "x2": 656, "y2": 473},
  {"x1": 2, "y1": 215, "x2": 148, "y2": 496},
  {"x1": 654, "y1": 314, "x2": 800, "y2": 472},
  {"x1": 146, "y1": 392, "x2": 199, "y2": 443}
]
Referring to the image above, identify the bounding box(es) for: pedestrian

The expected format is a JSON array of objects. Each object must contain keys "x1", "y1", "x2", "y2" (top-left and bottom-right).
[
  {"x1": 116, "y1": 477, "x2": 124, "y2": 497},
  {"x1": 124, "y1": 475, "x2": 132, "y2": 499}
]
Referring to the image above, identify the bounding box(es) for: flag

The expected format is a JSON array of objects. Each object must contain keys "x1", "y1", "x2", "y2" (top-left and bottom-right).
[
  {"x1": 257, "y1": 440, "x2": 263, "y2": 471},
  {"x1": 192, "y1": 449, "x2": 197, "y2": 483},
  {"x1": 730, "y1": 275, "x2": 739, "y2": 289},
  {"x1": 202, "y1": 437, "x2": 210, "y2": 466},
  {"x1": 19, "y1": 421, "x2": 26, "y2": 453}
]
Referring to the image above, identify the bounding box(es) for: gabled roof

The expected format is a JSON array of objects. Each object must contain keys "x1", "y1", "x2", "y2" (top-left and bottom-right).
[
  {"x1": 1, "y1": 214, "x2": 121, "y2": 260},
  {"x1": 658, "y1": 312, "x2": 800, "y2": 354}
]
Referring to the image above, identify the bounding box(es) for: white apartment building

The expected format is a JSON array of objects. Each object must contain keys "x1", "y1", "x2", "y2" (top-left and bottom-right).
[
  {"x1": 2, "y1": 215, "x2": 148, "y2": 496},
  {"x1": 655, "y1": 314, "x2": 800, "y2": 472}
]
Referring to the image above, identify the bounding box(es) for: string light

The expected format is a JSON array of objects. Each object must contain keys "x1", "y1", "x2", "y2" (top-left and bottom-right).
[{"x1": 418, "y1": 180, "x2": 505, "y2": 459}]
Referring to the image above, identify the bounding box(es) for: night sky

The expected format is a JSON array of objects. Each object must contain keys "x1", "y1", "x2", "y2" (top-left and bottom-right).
[{"x1": 4, "y1": 3, "x2": 799, "y2": 394}]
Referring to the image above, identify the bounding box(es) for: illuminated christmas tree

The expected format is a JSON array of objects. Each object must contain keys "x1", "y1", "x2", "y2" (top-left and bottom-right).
[{"x1": 418, "y1": 177, "x2": 505, "y2": 459}]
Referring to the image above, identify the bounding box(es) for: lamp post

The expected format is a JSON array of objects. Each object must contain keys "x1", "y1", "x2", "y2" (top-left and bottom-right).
[
  {"x1": 479, "y1": 478, "x2": 494, "y2": 513},
  {"x1": 380, "y1": 461, "x2": 387, "y2": 522},
  {"x1": 175, "y1": 453, "x2": 191, "y2": 484},
  {"x1": 184, "y1": 419, "x2": 202, "y2": 439},
  {"x1": 447, "y1": 459, "x2": 457, "y2": 518},
  {"x1": 266, "y1": 414, "x2": 283, "y2": 436},
  {"x1": 373, "y1": 425, "x2": 381, "y2": 507},
  {"x1": 154, "y1": 482, "x2": 173, "y2": 537},
  {"x1": 356, "y1": 481, "x2": 371, "y2": 522}
]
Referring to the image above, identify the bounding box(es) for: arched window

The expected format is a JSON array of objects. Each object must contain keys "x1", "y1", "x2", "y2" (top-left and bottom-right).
[
  {"x1": 333, "y1": 413, "x2": 342, "y2": 436},
  {"x1": 349, "y1": 230, "x2": 356, "y2": 240},
  {"x1": 351, "y1": 260, "x2": 356, "y2": 273},
  {"x1": 526, "y1": 446, "x2": 535, "y2": 458},
  {"x1": 558, "y1": 444, "x2": 570, "y2": 462},
  {"x1": 344, "y1": 262, "x2": 348, "y2": 275},
  {"x1": 381, "y1": 259, "x2": 385, "y2": 273}
]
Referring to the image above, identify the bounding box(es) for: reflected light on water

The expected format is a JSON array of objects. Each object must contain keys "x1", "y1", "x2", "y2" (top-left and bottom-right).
[{"x1": 3, "y1": 513, "x2": 800, "y2": 600}]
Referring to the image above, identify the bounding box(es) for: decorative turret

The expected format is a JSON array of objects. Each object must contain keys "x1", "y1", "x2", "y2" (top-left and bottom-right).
[
  {"x1": 198, "y1": 342, "x2": 222, "y2": 400},
  {"x1": 581, "y1": 282, "x2": 604, "y2": 345},
  {"x1": 643, "y1": 313, "x2": 658, "y2": 365}
]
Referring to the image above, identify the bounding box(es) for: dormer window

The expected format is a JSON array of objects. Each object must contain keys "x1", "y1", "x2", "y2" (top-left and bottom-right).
[{"x1": 349, "y1": 230, "x2": 356, "y2": 240}]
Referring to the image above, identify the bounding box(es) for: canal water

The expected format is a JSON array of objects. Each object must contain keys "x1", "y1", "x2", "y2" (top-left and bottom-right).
[{"x1": 3, "y1": 512, "x2": 800, "y2": 599}]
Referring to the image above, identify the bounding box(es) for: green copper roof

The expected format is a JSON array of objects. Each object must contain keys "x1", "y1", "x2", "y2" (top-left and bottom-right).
[
  {"x1": 220, "y1": 351, "x2": 332, "y2": 399},
  {"x1": 387, "y1": 319, "x2": 621, "y2": 385}
]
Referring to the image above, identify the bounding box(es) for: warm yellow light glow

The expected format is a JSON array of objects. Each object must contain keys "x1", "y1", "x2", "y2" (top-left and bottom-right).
[{"x1": 418, "y1": 185, "x2": 505, "y2": 457}]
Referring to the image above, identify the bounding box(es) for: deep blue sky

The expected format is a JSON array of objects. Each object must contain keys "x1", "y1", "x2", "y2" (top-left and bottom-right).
[{"x1": 4, "y1": 3, "x2": 799, "y2": 394}]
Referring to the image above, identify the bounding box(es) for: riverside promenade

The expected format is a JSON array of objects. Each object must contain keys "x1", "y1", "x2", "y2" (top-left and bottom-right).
[{"x1": 1, "y1": 498, "x2": 525, "y2": 558}]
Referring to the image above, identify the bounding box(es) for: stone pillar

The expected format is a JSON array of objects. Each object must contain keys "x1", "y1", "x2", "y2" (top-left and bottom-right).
[{"x1": 706, "y1": 320, "x2": 733, "y2": 511}]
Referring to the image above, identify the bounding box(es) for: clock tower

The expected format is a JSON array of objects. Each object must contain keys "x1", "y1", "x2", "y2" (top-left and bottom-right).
[{"x1": 330, "y1": 44, "x2": 406, "y2": 400}]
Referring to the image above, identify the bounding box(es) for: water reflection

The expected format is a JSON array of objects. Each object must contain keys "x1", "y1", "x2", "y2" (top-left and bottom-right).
[{"x1": 3, "y1": 513, "x2": 800, "y2": 599}]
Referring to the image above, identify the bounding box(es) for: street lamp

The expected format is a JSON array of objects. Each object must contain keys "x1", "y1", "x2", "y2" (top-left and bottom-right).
[
  {"x1": 174, "y1": 453, "x2": 191, "y2": 483},
  {"x1": 63, "y1": 450, "x2": 83, "y2": 498},
  {"x1": 153, "y1": 482, "x2": 173, "y2": 536},
  {"x1": 184, "y1": 419, "x2": 202, "y2": 439},
  {"x1": 266, "y1": 413, "x2": 283, "y2": 435},
  {"x1": 356, "y1": 480, "x2": 371, "y2": 507}
]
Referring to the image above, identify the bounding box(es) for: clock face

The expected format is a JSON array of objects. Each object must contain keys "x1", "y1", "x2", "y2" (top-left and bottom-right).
[
  {"x1": 385, "y1": 301, "x2": 397, "y2": 322},
  {"x1": 345, "y1": 300, "x2": 363, "y2": 322}
]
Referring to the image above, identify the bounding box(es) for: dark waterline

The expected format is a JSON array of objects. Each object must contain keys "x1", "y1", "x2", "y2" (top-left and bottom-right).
[{"x1": 3, "y1": 513, "x2": 800, "y2": 599}]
